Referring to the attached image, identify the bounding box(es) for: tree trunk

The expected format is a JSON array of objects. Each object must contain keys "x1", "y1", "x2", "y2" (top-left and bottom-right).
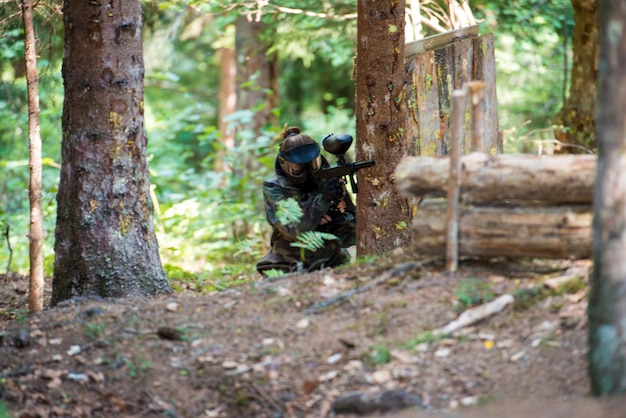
[
  {"x1": 588, "y1": 0, "x2": 626, "y2": 396},
  {"x1": 396, "y1": 153, "x2": 596, "y2": 203},
  {"x1": 355, "y1": 0, "x2": 412, "y2": 255},
  {"x1": 413, "y1": 199, "x2": 591, "y2": 259},
  {"x1": 235, "y1": 17, "x2": 278, "y2": 135},
  {"x1": 554, "y1": 0, "x2": 598, "y2": 153},
  {"x1": 22, "y1": 0, "x2": 44, "y2": 313},
  {"x1": 216, "y1": 45, "x2": 237, "y2": 173},
  {"x1": 52, "y1": 0, "x2": 171, "y2": 304}
]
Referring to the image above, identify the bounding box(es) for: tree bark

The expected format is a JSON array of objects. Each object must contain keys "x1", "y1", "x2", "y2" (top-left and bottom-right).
[
  {"x1": 554, "y1": 0, "x2": 598, "y2": 153},
  {"x1": 216, "y1": 45, "x2": 236, "y2": 173},
  {"x1": 588, "y1": 0, "x2": 626, "y2": 396},
  {"x1": 235, "y1": 17, "x2": 278, "y2": 136},
  {"x1": 52, "y1": 0, "x2": 171, "y2": 304},
  {"x1": 413, "y1": 199, "x2": 591, "y2": 259},
  {"x1": 355, "y1": 0, "x2": 412, "y2": 255},
  {"x1": 396, "y1": 153, "x2": 596, "y2": 204},
  {"x1": 22, "y1": 0, "x2": 44, "y2": 313}
]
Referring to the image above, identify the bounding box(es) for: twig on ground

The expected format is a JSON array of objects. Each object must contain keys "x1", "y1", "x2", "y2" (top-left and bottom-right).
[
  {"x1": 303, "y1": 261, "x2": 424, "y2": 315},
  {"x1": 250, "y1": 383, "x2": 287, "y2": 417},
  {"x1": 433, "y1": 294, "x2": 515, "y2": 336}
]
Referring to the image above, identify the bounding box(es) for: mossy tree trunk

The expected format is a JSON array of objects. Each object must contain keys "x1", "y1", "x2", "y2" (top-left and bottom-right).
[
  {"x1": 554, "y1": 0, "x2": 598, "y2": 153},
  {"x1": 355, "y1": 0, "x2": 411, "y2": 255},
  {"x1": 52, "y1": 0, "x2": 171, "y2": 304},
  {"x1": 588, "y1": 0, "x2": 626, "y2": 395}
]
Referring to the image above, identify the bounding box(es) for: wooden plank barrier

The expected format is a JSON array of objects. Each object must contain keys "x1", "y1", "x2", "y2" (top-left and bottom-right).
[
  {"x1": 400, "y1": 27, "x2": 592, "y2": 261},
  {"x1": 405, "y1": 26, "x2": 500, "y2": 156},
  {"x1": 395, "y1": 152, "x2": 596, "y2": 259}
]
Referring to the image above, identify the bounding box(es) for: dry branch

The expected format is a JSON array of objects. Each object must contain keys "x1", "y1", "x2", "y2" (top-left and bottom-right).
[
  {"x1": 303, "y1": 262, "x2": 422, "y2": 315},
  {"x1": 433, "y1": 294, "x2": 515, "y2": 336}
]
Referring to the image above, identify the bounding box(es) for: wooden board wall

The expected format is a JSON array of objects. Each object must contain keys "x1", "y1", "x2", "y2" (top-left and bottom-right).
[{"x1": 406, "y1": 29, "x2": 500, "y2": 156}]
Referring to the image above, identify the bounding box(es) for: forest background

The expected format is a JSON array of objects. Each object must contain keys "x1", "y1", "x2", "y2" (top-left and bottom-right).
[{"x1": 0, "y1": 0, "x2": 575, "y2": 291}]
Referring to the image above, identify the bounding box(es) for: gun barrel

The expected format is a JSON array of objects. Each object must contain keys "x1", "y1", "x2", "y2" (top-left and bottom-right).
[{"x1": 317, "y1": 160, "x2": 375, "y2": 179}]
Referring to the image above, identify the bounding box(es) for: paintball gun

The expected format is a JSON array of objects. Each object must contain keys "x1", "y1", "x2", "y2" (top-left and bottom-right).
[{"x1": 317, "y1": 134, "x2": 375, "y2": 194}]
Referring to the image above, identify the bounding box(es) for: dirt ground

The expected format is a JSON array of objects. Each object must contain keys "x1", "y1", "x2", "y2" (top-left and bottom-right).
[{"x1": 1, "y1": 250, "x2": 625, "y2": 417}]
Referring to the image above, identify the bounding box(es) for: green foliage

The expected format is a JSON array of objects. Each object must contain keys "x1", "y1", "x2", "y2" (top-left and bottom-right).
[
  {"x1": 455, "y1": 277, "x2": 494, "y2": 308},
  {"x1": 367, "y1": 344, "x2": 391, "y2": 366},
  {"x1": 84, "y1": 323, "x2": 107, "y2": 342},
  {"x1": 512, "y1": 276, "x2": 586, "y2": 311},
  {"x1": 292, "y1": 230, "x2": 339, "y2": 263},
  {"x1": 0, "y1": 0, "x2": 581, "y2": 288},
  {"x1": 291, "y1": 230, "x2": 338, "y2": 253},
  {"x1": 512, "y1": 286, "x2": 551, "y2": 311},
  {"x1": 475, "y1": 0, "x2": 575, "y2": 151},
  {"x1": 274, "y1": 197, "x2": 339, "y2": 261},
  {"x1": 558, "y1": 276, "x2": 586, "y2": 295},
  {"x1": 262, "y1": 269, "x2": 288, "y2": 279},
  {"x1": 126, "y1": 356, "x2": 152, "y2": 379},
  {"x1": 276, "y1": 198, "x2": 303, "y2": 226},
  {"x1": 0, "y1": 401, "x2": 12, "y2": 418},
  {"x1": 405, "y1": 331, "x2": 447, "y2": 348}
]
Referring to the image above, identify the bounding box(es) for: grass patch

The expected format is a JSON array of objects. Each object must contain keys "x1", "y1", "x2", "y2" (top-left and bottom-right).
[
  {"x1": 365, "y1": 344, "x2": 391, "y2": 366},
  {"x1": 455, "y1": 277, "x2": 495, "y2": 309},
  {"x1": 405, "y1": 331, "x2": 448, "y2": 348},
  {"x1": 83, "y1": 322, "x2": 107, "y2": 342}
]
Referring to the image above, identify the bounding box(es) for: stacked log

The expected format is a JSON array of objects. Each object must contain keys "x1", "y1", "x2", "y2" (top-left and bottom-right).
[{"x1": 395, "y1": 153, "x2": 596, "y2": 259}]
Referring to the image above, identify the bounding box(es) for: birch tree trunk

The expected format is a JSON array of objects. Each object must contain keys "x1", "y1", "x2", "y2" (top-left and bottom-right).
[
  {"x1": 52, "y1": 0, "x2": 171, "y2": 304},
  {"x1": 588, "y1": 0, "x2": 626, "y2": 395}
]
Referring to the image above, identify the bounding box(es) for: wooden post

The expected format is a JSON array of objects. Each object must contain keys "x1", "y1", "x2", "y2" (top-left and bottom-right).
[
  {"x1": 467, "y1": 81, "x2": 485, "y2": 153},
  {"x1": 446, "y1": 90, "x2": 467, "y2": 272}
]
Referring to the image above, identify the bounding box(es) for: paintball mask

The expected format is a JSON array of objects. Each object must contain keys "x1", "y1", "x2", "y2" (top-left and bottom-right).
[{"x1": 278, "y1": 134, "x2": 322, "y2": 178}]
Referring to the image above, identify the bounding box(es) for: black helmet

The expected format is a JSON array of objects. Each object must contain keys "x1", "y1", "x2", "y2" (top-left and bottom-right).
[{"x1": 278, "y1": 127, "x2": 322, "y2": 178}]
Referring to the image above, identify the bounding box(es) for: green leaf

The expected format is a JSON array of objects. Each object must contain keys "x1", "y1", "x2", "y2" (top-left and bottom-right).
[{"x1": 291, "y1": 230, "x2": 338, "y2": 252}]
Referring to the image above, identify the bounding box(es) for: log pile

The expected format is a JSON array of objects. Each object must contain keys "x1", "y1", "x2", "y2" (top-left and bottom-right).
[
  {"x1": 395, "y1": 152, "x2": 595, "y2": 259},
  {"x1": 396, "y1": 153, "x2": 596, "y2": 204}
]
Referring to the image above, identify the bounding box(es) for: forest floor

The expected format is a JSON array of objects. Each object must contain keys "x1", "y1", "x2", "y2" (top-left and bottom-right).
[{"x1": 2, "y1": 250, "x2": 626, "y2": 418}]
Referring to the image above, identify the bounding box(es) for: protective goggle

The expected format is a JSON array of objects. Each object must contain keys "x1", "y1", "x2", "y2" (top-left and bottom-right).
[
  {"x1": 281, "y1": 155, "x2": 322, "y2": 176},
  {"x1": 279, "y1": 142, "x2": 322, "y2": 176}
]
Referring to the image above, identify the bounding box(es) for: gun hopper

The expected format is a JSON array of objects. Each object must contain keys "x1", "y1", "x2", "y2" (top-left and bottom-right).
[{"x1": 317, "y1": 134, "x2": 375, "y2": 194}]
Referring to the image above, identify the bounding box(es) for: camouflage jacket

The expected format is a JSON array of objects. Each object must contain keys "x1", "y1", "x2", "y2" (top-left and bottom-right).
[{"x1": 256, "y1": 158, "x2": 356, "y2": 274}]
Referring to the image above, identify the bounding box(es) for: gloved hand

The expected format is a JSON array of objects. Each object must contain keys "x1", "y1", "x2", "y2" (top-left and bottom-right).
[{"x1": 320, "y1": 178, "x2": 344, "y2": 203}]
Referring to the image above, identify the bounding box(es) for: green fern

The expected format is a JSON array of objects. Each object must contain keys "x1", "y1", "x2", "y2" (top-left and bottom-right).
[
  {"x1": 291, "y1": 230, "x2": 338, "y2": 252},
  {"x1": 234, "y1": 237, "x2": 263, "y2": 258},
  {"x1": 276, "y1": 198, "x2": 303, "y2": 226},
  {"x1": 277, "y1": 198, "x2": 339, "y2": 262}
]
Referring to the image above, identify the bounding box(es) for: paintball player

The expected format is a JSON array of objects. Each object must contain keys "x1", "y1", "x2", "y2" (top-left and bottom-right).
[{"x1": 256, "y1": 126, "x2": 356, "y2": 276}]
